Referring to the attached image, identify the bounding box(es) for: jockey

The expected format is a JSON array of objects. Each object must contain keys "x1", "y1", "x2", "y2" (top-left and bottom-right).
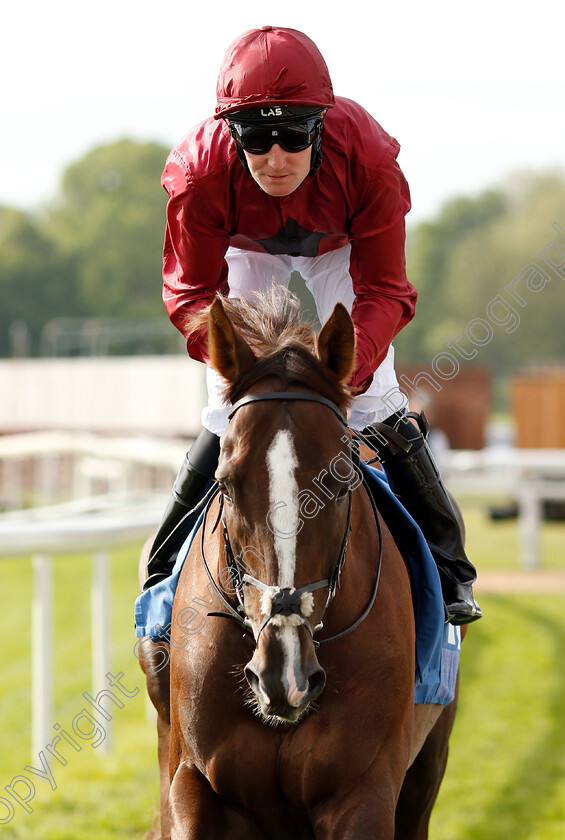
[{"x1": 144, "y1": 26, "x2": 481, "y2": 625}]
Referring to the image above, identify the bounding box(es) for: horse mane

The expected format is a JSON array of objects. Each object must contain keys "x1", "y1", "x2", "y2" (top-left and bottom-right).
[{"x1": 185, "y1": 288, "x2": 353, "y2": 411}]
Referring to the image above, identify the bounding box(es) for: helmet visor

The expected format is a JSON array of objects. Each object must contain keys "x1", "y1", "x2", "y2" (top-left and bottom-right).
[{"x1": 228, "y1": 116, "x2": 323, "y2": 155}]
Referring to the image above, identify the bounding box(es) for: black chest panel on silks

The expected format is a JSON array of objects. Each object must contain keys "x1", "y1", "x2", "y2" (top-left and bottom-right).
[{"x1": 257, "y1": 217, "x2": 327, "y2": 257}]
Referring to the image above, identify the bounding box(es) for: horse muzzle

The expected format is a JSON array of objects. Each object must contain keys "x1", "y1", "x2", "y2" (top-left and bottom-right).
[{"x1": 244, "y1": 623, "x2": 326, "y2": 723}]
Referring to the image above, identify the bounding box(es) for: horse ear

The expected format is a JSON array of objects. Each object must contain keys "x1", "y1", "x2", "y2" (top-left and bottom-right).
[
  {"x1": 316, "y1": 303, "x2": 356, "y2": 383},
  {"x1": 208, "y1": 298, "x2": 255, "y2": 383}
]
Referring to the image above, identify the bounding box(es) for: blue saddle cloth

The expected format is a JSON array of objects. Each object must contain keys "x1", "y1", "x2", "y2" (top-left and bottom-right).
[{"x1": 134, "y1": 463, "x2": 460, "y2": 705}]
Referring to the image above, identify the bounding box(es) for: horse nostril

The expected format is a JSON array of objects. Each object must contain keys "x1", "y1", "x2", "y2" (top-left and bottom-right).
[
  {"x1": 244, "y1": 665, "x2": 260, "y2": 693},
  {"x1": 308, "y1": 668, "x2": 326, "y2": 700}
]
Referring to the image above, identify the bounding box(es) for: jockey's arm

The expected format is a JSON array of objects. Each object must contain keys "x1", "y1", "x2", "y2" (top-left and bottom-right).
[{"x1": 349, "y1": 216, "x2": 417, "y2": 393}]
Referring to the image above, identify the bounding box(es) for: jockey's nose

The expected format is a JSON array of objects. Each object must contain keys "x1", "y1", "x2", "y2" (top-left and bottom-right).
[{"x1": 266, "y1": 143, "x2": 287, "y2": 170}]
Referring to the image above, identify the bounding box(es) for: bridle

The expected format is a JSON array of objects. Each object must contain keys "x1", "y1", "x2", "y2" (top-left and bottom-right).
[{"x1": 200, "y1": 391, "x2": 383, "y2": 649}]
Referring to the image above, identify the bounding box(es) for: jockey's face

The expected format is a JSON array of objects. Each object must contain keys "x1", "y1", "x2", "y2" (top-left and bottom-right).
[{"x1": 244, "y1": 144, "x2": 311, "y2": 197}]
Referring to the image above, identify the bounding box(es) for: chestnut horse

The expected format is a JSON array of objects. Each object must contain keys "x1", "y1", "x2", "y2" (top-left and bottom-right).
[{"x1": 139, "y1": 294, "x2": 460, "y2": 839}]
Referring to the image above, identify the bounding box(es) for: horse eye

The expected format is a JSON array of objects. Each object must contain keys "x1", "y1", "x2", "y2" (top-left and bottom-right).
[
  {"x1": 335, "y1": 484, "x2": 350, "y2": 502},
  {"x1": 217, "y1": 480, "x2": 233, "y2": 502}
]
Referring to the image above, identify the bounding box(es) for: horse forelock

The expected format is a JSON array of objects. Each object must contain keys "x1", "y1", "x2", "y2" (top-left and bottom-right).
[
  {"x1": 227, "y1": 344, "x2": 351, "y2": 409},
  {"x1": 224, "y1": 293, "x2": 351, "y2": 409},
  {"x1": 185, "y1": 289, "x2": 352, "y2": 411}
]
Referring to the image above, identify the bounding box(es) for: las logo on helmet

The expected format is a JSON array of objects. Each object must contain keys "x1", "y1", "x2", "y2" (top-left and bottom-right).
[{"x1": 260, "y1": 107, "x2": 283, "y2": 118}]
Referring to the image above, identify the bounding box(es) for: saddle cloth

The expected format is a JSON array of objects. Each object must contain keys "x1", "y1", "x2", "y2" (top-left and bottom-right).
[{"x1": 134, "y1": 463, "x2": 460, "y2": 706}]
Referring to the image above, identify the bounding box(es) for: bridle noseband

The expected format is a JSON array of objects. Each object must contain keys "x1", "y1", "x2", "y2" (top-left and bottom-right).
[{"x1": 201, "y1": 391, "x2": 382, "y2": 649}]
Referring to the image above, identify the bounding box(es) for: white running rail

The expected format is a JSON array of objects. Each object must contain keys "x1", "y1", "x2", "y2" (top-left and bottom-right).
[{"x1": 0, "y1": 432, "x2": 187, "y2": 762}]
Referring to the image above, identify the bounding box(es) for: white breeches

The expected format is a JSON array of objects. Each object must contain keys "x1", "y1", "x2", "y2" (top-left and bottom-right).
[{"x1": 202, "y1": 244, "x2": 407, "y2": 435}]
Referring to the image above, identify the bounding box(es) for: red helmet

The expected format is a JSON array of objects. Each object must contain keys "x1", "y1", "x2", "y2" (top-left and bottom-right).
[{"x1": 215, "y1": 26, "x2": 335, "y2": 119}]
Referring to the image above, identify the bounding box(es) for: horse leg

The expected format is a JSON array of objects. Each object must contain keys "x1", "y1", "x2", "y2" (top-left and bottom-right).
[
  {"x1": 312, "y1": 781, "x2": 398, "y2": 840},
  {"x1": 394, "y1": 691, "x2": 459, "y2": 840},
  {"x1": 155, "y1": 703, "x2": 172, "y2": 840},
  {"x1": 139, "y1": 637, "x2": 171, "y2": 839},
  {"x1": 169, "y1": 760, "x2": 262, "y2": 840},
  {"x1": 312, "y1": 745, "x2": 409, "y2": 840},
  {"x1": 408, "y1": 703, "x2": 443, "y2": 767},
  {"x1": 138, "y1": 537, "x2": 173, "y2": 839}
]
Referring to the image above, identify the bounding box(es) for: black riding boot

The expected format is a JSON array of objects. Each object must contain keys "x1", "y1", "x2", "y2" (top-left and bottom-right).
[
  {"x1": 361, "y1": 412, "x2": 482, "y2": 625},
  {"x1": 143, "y1": 428, "x2": 220, "y2": 590}
]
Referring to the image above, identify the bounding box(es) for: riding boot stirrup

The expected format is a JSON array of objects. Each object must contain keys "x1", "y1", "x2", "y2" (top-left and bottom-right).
[{"x1": 361, "y1": 412, "x2": 482, "y2": 625}]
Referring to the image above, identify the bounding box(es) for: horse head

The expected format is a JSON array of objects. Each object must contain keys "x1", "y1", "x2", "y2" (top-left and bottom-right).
[{"x1": 206, "y1": 292, "x2": 358, "y2": 724}]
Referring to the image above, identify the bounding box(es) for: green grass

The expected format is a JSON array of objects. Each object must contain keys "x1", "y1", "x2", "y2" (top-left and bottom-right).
[
  {"x1": 0, "y1": 544, "x2": 159, "y2": 839},
  {"x1": 430, "y1": 496, "x2": 565, "y2": 839},
  {"x1": 0, "y1": 502, "x2": 565, "y2": 838},
  {"x1": 432, "y1": 594, "x2": 565, "y2": 840}
]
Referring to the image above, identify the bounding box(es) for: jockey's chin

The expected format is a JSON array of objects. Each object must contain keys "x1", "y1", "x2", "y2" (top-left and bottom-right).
[{"x1": 244, "y1": 145, "x2": 312, "y2": 197}]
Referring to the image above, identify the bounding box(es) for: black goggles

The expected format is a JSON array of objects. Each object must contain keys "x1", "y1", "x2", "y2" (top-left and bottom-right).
[{"x1": 228, "y1": 116, "x2": 323, "y2": 155}]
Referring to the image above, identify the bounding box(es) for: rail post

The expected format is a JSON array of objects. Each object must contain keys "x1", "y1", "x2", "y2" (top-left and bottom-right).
[{"x1": 31, "y1": 554, "x2": 53, "y2": 762}]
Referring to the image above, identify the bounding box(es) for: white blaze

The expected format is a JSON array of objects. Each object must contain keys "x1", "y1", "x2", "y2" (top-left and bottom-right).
[
  {"x1": 281, "y1": 625, "x2": 306, "y2": 707},
  {"x1": 266, "y1": 429, "x2": 299, "y2": 588},
  {"x1": 264, "y1": 430, "x2": 312, "y2": 712}
]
